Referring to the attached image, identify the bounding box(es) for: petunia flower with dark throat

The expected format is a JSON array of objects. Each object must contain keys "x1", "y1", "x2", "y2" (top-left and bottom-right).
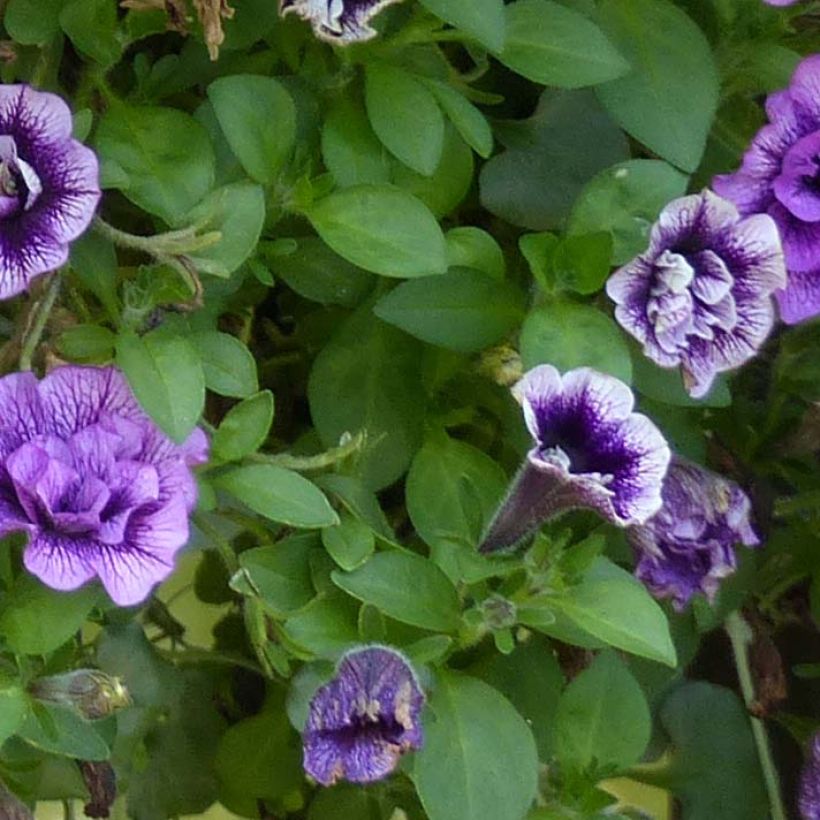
[
  {"x1": 303, "y1": 645, "x2": 425, "y2": 786},
  {"x1": 629, "y1": 457, "x2": 759, "y2": 610},
  {"x1": 479, "y1": 365, "x2": 670, "y2": 554},
  {"x1": 0, "y1": 365, "x2": 207, "y2": 606},
  {"x1": 0, "y1": 85, "x2": 100, "y2": 298},
  {"x1": 606, "y1": 190, "x2": 786, "y2": 398},
  {"x1": 714, "y1": 55, "x2": 820, "y2": 323},
  {"x1": 279, "y1": 0, "x2": 403, "y2": 44}
]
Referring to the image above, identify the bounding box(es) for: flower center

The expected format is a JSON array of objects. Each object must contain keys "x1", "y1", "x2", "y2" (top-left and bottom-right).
[
  {"x1": 773, "y1": 130, "x2": 820, "y2": 222},
  {"x1": 0, "y1": 135, "x2": 42, "y2": 219}
]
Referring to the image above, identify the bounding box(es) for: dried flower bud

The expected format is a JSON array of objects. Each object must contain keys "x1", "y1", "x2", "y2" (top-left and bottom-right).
[
  {"x1": 79, "y1": 761, "x2": 117, "y2": 819},
  {"x1": 0, "y1": 782, "x2": 32, "y2": 820},
  {"x1": 29, "y1": 669, "x2": 131, "y2": 720}
]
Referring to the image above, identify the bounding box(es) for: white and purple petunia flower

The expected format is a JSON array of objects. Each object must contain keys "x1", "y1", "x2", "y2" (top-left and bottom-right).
[
  {"x1": 629, "y1": 457, "x2": 759, "y2": 611},
  {"x1": 303, "y1": 645, "x2": 425, "y2": 786},
  {"x1": 713, "y1": 55, "x2": 820, "y2": 324},
  {"x1": 606, "y1": 190, "x2": 786, "y2": 399},
  {"x1": 479, "y1": 365, "x2": 671, "y2": 553},
  {"x1": 0, "y1": 365, "x2": 207, "y2": 606},
  {"x1": 0, "y1": 85, "x2": 99, "y2": 298},
  {"x1": 279, "y1": 0, "x2": 403, "y2": 43},
  {"x1": 800, "y1": 732, "x2": 820, "y2": 819}
]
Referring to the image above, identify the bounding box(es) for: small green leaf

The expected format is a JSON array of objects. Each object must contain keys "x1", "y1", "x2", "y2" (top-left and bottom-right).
[
  {"x1": 322, "y1": 513, "x2": 375, "y2": 571},
  {"x1": 212, "y1": 391, "x2": 274, "y2": 462},
  {"x1": 60, "y1": 0, "x2": 121, "y2": 65},
  {"x1": 5, "y1": 0, "x2": 65, "y2": 44},
  {"x1": 19, "y1": 702, "x2": 110, "y2": 760},
  {"x1": 423, "y1": 80, "x2": 494, "y2": 159},
  {"x1": 239, "y1": 537, "x2": 316, "y2": 616},
  {"x1": 445, "y1": 227, "x2": 506, "y2": 280},
  {"x1": 57, "y1": 324, "x2": 115, "y2": 363},
  {"x1": 418, "y1": 0, "x2": 506, "y2": 51},
  {"x1": 0, "y1": 682, "x2": 28, "y2": 746},
  {"x1": 191, "y1": 331, "x2": 258, "y2": 399}
]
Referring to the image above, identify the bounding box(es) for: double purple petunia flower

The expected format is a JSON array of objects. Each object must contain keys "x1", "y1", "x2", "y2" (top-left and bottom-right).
[
  {"x1": 479, "y1": 365, "x2": 671, "y2": 553},
  {"x1": 303, "y1": 645, "x2": 425, "y2": 786},
  {"x1": 279, "y1": 0, "x2": 403, "y2": 44},
  {"x1": 0, "y1": 85, "x2": 99, "y2": 297},
  {"x1": 607, "y1": 190, "x2": 786, "y2": 399},
  {"x1": 0, "y1": 366, "x2": 206, "y2": 606},
  {"x1": 714, "y1": 55, "x2": 820, "y2": 324},
  {"x1": 629, "y1": 457, "x2": 759, "y2": 610}
]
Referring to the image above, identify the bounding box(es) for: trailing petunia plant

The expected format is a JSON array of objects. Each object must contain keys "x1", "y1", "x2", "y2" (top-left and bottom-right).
[{"x1": 0, "y1": 0, "x2": 817, "y2": 819}]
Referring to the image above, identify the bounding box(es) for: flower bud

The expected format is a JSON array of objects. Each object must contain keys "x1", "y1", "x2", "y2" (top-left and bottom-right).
[{"x1": 28, "y1": 669, "x2": 131, "y2": 720}]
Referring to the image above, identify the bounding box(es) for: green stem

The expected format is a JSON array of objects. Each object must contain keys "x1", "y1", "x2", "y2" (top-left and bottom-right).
[
  {"x1": 19, "y1": 273, "x2": 61, "y2": 371},
  {"x1": 62, "y1": 800, "x2": 76, "y2": 820},
  {"x1": 249, "y1": 430, "x2": 366, "y2": 472},
  {"x1": 725, "y1": 611, "x2": 787, "y2": 820}
]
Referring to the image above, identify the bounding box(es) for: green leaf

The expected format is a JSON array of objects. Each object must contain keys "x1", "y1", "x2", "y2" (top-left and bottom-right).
[
  {"x1": 19, "y1": 702, "x2": 109, "y2": 760},
  {"x1": 550, "y1": 232, "x2": 613, "y2": 295},
  {"x1": 374, "y1": 268, "x2": 525, "y2": 352},
  {"x1": 423, "y1": 80, "x2": 494, "y2": 159},
  {"x1": 116, "y1": 328, "x2": 205, "y2": 443},
  {"x1": 238, "y1": 537, "x2": 316, "y2": 616},
  {"x1": 307, "y1": 784, "x2": 381, "y2": 820},
  {"x1": 96, "y1": 104, "x2": 215, "y2": 225},
  {"x1": 415, "y1": 672, "x2": 539, "y2": 820},
  {"x1": 0, "y1": 681, "x2": 28, "y2": 746},
  {"x1": 212, "y1": 390, "x2": 274, "y2": 462},
  {"x1": 60, "y1": 0, "x2": 121, "y2": 65},
  {"x1": 283, "y1": 591, "x2": 360, "y2": 658},
  {"x1": 207, "y1": 75, "x2": 296, "y2": 185},
  {"x1": 418, "y1": 0, "x2": 506, "y2": 51},
  {"x1": 568, "y1": 159, "x2": 689, "y2": 264},
  {"x1": 315, "y1": 474, "x2": 395, "y2": 542},
  {"x1": 499, "y1": 0, "x2": 629, "y2": 88},
  {"x1": 365, "y1": 63, "x2": 444, "y2": 176},
  {"x1": 548, "y1": 557, "x2": 677, "y2": 666},
  {"x1": 191, "y1": 330, "x2": 258, "y2": 398},
  {"x1": 520, "y1": 301, "x2": 632, "y2": 383},
  {"x1": 632, "y1": 352, "x2": 732, "y2": 408},
  {"x1": 595, "y1": 0, "x2": 719, "y2": 172},
  {"x1": 5, "y1": 0, "x2": 65, "y2": 44},
  {"x1": 215, "y1": 464, "x2": 339, "y2": 529},
  {"x1": 308, "y1": 305, "x2": 426, "y2": 490},
  {"x1": 555, "y1": 650, "x2": 651, "y2": 773},
  {"x1": 332, "y1": 551, "x2": 460, "y2": 632},
  {"x1": 68, "y1": 230, "x2": 119, "y2": 321},
  {"x1": 0, "y1": 576, "x2": 99, "y2": 655},
  {"x1": 57, "y1": 324, "x2": 116, "y2": 363},
  {"x1": 307, "y1": 185, "x2": 447, "y2": 278},
  {"x1": 322, "y1": 513, "x2": 376, "y2": 571},
  {"x1": 445, "y1": 227, "x2": 506, "y2": 280}
]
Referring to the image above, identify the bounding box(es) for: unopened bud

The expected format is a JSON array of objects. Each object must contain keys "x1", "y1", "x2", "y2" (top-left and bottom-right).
[
  {"x1": 28, "y1": 669, "x2": 131, "y2": 720},
  {"x1": 480, "y1": 595, "x2": 517, "y2": 631}
]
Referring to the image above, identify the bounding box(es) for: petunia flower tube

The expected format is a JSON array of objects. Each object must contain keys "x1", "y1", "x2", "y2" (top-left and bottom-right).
[
  {"x1": 303, "y1": 645, "x2": 425, "y2": 786},
  {"x1": 279, "y1": 0, "x2": 403, "y2": 44},
  {"x1": 0, "y1": 366, "x2": 206, "y2": 606},
  {"x1": 606, "y1": 190, "x2": 786, "y2": 398},
  {"x1": 714, "y1": 55, "x2": 820, "y2": 323},
  {"x1": 801, "y1": 732, "x2": 820, "y2": 819},
  {"x1": 478, "y1": 365, "x2": 670, "y2": 554},
  {"x1": 629, "y1": 457, "x2": 759, "y2": 610},
  {"x1": 0, "y1": 85, "x2": 100, "y2": 298}
]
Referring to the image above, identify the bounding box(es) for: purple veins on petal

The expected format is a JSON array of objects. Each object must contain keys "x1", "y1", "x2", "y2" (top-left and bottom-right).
[
  {"x1": 479, "y1": 365, "x2": 670, "y2": 553},
  {"x1": 279, "y1": 0, "x2": 404, "y2": 44},
  {"x1": 303, "y1": 645, "x2": 425, "y2": 786},
  {"x1": 606, "y1": 190, "x2": 786, "y2": 398},
  {"x1": 801, "y1": 732, "x2": 820, "y2": 819},
  {"x1": 0, "y1": 85, "x2": 100, "y2": 299},
  {"x1": 629, "y1": 457, "x2": 760, "y2": 611},
  {"x1": 0, "y1": 365, "x2": 206, "y2": 607}
]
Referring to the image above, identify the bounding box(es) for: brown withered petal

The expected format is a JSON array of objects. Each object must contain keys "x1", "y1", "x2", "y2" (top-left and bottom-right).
[
  {"x1": 79, "y1": 761, "x2": 117, "y2": 819},
  {"x1": 193, "y1": 0, "x2": 235, "y2": 60}
]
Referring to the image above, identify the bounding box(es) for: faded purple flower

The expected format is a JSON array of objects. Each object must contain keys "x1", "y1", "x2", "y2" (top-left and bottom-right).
[
  {"x1": 714, "y1": 55, "x2": 820, "y2": 324},
  {"x1": 800, "y1": 732, "x2": 820, "y2": 819},
  {"x1": 303, "y1": 645, "x2": 424, "y2": 786},
  {"x1": 764, "y1": 0, "x2": 799, "y2": 6},
  {"x1": 0, "y1": 366, "x2": 206, "y2": 606},
  {"x1": 479, "y1": 365, "x2": 670, "y2": 553},
  {"x1": 606, "y1": 190, "x2": 785, "y2": 398},
  {"x1": 0, "y1": 85, "x2": 99, "y2": 298},
  {"x1": 279, "y1": 0, "x2": 403, "y2": 43},
  {"x1": 630, "y1": 457, "x2": 759, "y2": 610}
]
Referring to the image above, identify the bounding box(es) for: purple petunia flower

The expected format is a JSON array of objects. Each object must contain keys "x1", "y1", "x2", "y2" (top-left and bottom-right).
[
  {"x1": 800, "y1": 732, "x2": 820, "y2": 819},
  {"x1": 478, "y1": 365, "x2": 671, "y2": 553},
  {"x1": 713, "y1": 55, "x2": 820, "y2": 324},
  {"x1": 303, "y1": 645, "x2": 425, "y2": 786},
  {"x1": 606, "y1": 190, "x2": 786, "y2": 398},
  {"x1": 279, "y1": 0, "x2": 403, "y2": 43},
  {"x1": 0, "y1": 365, "x2": 206, "y2": 606},
  {"x1": 629, "y1": 457, "x2": 759, "y2": 610},
  {"x1": 0, "y1": 85, "x2": 99, "y2": 298}
]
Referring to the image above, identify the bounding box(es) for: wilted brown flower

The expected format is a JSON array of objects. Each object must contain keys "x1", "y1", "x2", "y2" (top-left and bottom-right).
[{"x1": 193, "y1": 0, "x2": 235, "y2": 60}]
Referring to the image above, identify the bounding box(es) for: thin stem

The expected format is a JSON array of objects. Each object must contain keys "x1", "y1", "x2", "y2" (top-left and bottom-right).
[
  {"x1": 19, "y1": 272, "x2": 61, "y2": 371},
  {"x1": 249, "y1": 430, "x2": 367, "y2": 472},
  {"x1": 62, "y1": 800, "x2": 76, "y2": 820},
  {"x1": 725, "y1": 611, "x2": 787, "y2": 820}
]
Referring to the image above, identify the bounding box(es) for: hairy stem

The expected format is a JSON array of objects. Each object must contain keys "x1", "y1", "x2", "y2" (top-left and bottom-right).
[
  {"x1": 19, "y1": 272, "x2": 61, "y2": 371},
  {"x1": 249, "y1": 430, "x2": 367, "y2": 472}
]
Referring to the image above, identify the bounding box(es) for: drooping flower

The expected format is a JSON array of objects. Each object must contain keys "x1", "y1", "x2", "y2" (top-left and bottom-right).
[
  {"x1": 479, "y1": 365, "x2": 670, "y2": 554},
  {"x1": 801, "y1": 732, "x2": 820, "y2": 819},
  {"x1": 0, "y1": 366, "x2": 207, "y2": 606},
  {"x1": 279, "y1": 0, "x2": 403, "y2": 44},
  {"x1": 303, "y1": 645, "x2": 425, "y2": 786},
  {"x1": 714, "y1": 55, "x2": 820, "y2": 324},
  {"x1": 629, "y1": 457, "x2": 759, "y2": 610},
  {"x1": 0, "y1": 85, "x2": 100, "y2": 298},
  {"x1": 606, "y1": 190, "x2": 785, "y2": 398}
]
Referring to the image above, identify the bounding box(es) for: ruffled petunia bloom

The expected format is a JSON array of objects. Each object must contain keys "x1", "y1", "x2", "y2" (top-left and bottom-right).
[
  {"x1": 479, "y1": 365, "x2": 670, "y2": 554},
  {"x1": 606, "y1": 190, "x2": 786, "y2": 398},
  {"x1": 303, "y1": 645, "x2": 425, "y2": 786},
  {"x1": 800, "y1": 732, "x2": 820, "y2": 819},
  {"x1": 279, "y1": 0, "x2": 403, "y2": 44},
  {"x1": 713, "y1": 55, "x2": 820, "y2": 323},
  {"x1": 629, "y1": 457, "x2": 759, "y2": 610},
  {"x1": 0, "y1": 85, "x2": 100, "y2": 298},
  {"x1": 0, "y1": 366, "x2": 206, "y2": 606}
]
